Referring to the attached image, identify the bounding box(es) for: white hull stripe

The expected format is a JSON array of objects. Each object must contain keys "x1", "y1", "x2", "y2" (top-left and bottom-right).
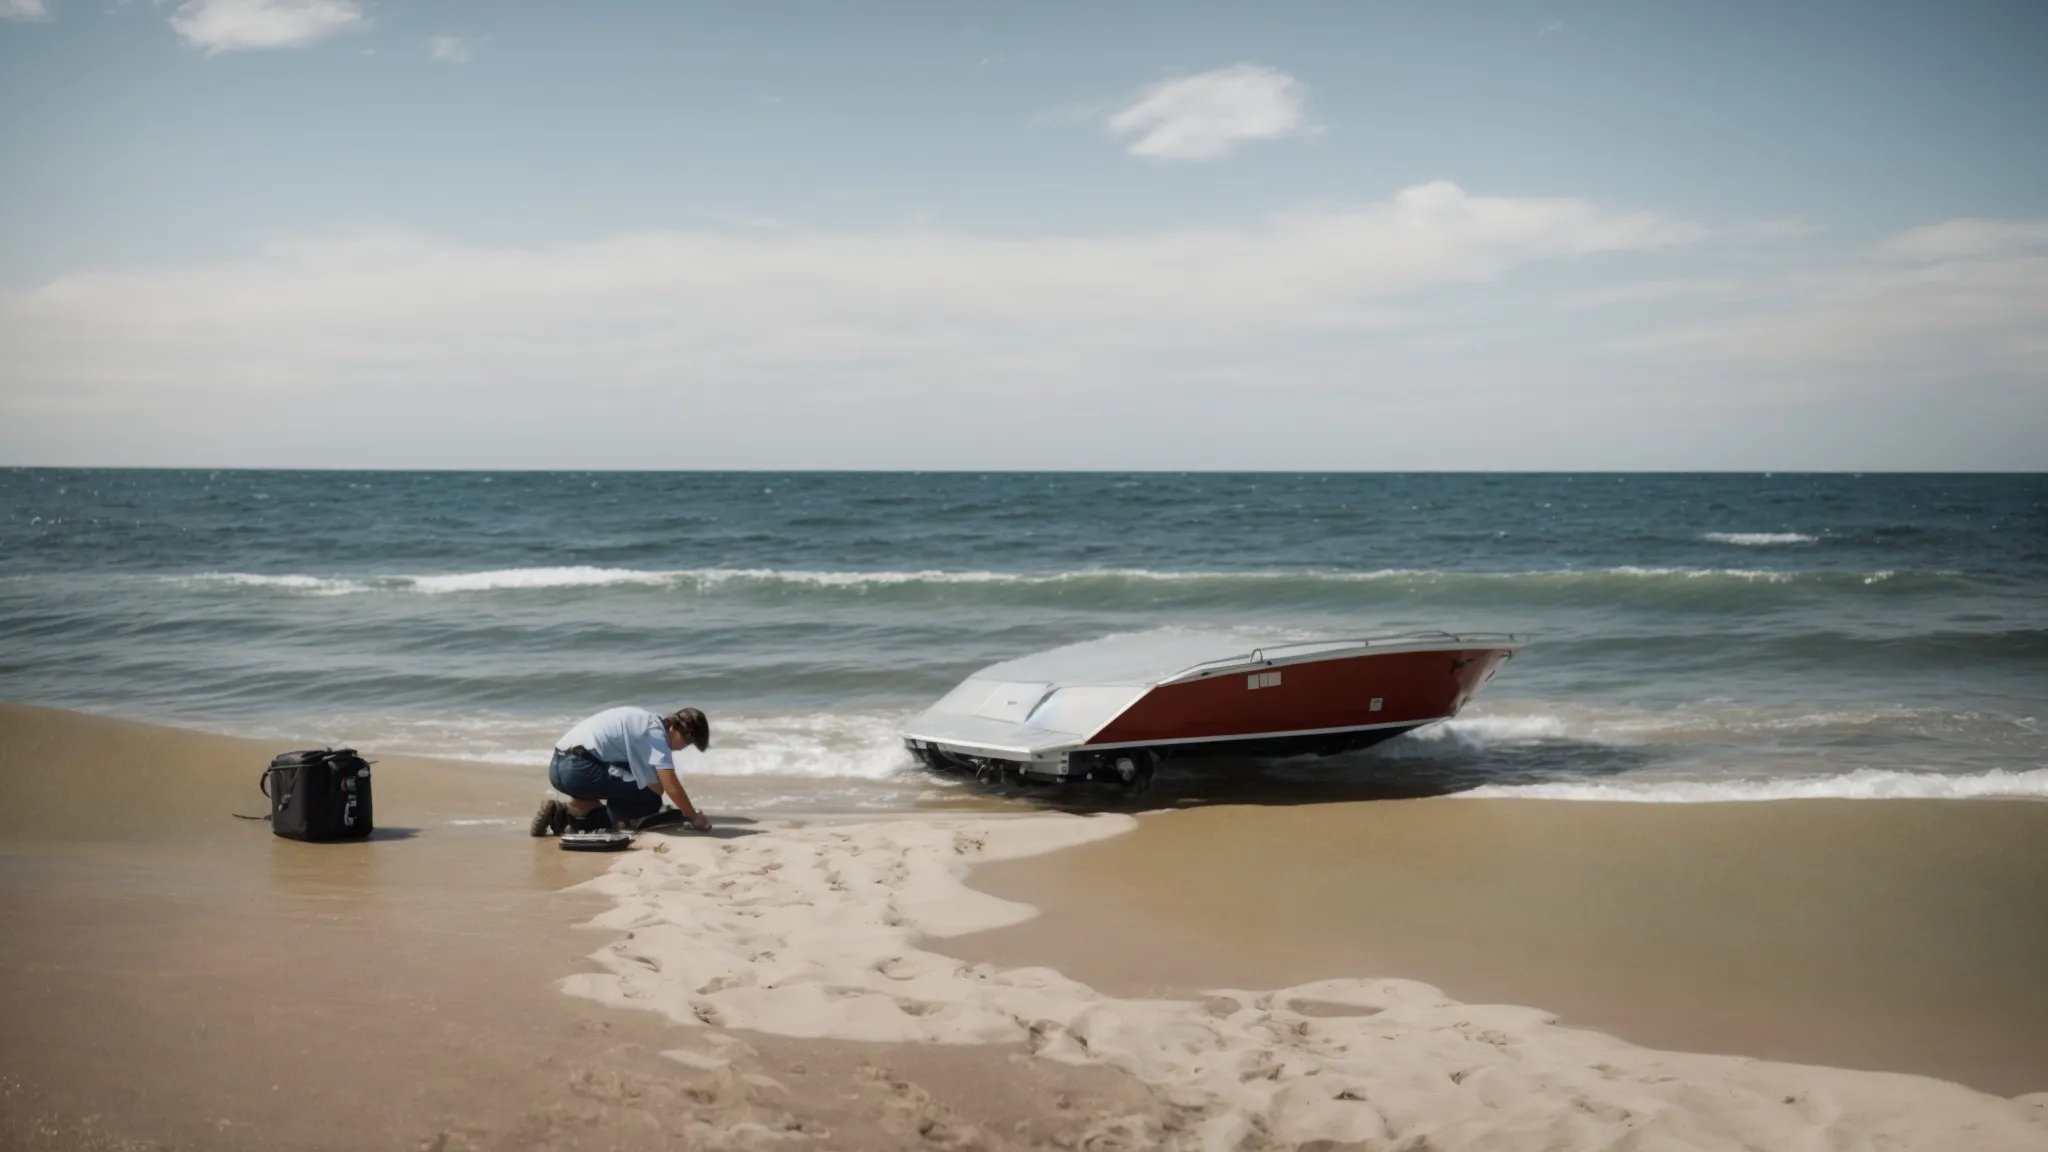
[
  {"x1": 906, "y1": 716, "x2": 1443, "y2": 760},
  {"x1": 1080, "y1": 717, "x2": 1438, "y2": 752}
]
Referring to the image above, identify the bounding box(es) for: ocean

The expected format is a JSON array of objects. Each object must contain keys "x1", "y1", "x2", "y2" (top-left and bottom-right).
[{"x1": 3, "y1": 470, "x2": 2043, "y2": 810}]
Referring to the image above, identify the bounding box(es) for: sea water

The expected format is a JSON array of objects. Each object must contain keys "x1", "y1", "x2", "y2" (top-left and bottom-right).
[{"x1": 2, "y1": 471, "x2": 2042, "y2": 808}]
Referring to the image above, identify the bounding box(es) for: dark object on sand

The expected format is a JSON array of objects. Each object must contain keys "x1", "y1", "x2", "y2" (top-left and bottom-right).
[
  {"x1": 559, "y1": 830, "x2": 634, "y2": 852},
  {"x1": 262, "y1": 749, "x2": 374, "y2": 841},
  {"x1": 623, "y1": 808, "x2": 697, "y2": 832}
]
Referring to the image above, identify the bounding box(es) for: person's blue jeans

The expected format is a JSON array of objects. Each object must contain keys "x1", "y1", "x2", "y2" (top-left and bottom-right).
[{"x1": 547, "y1": 748, "x2": 662, "y2": 822}]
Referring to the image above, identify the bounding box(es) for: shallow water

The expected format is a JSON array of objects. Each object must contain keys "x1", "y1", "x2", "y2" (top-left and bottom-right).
[{"x1": 3, "y1": 470, "x2": 2043, "y2": 807}]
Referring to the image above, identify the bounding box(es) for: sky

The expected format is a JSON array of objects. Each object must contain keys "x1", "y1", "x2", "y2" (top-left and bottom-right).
[{"x1": 1, "y1": 0, "x2": 2044, "y2": 470}]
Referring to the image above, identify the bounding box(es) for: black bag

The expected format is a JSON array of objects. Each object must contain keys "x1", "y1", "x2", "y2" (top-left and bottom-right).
[{"x1": 263, "y1": 748, "x2": 374, "y2": 841}]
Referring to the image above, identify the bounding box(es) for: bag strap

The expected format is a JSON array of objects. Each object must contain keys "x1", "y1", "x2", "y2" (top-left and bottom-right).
[{"x1": 234, "y1": 764, "x2": 279, "y2": 821}]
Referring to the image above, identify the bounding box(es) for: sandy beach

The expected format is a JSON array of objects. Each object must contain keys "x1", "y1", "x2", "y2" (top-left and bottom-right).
[
  {"x1": 951, "y1": 794, "x2": 2048, "y2": 1094},
  {"x1": 0, "y1": 706, "x2": 1161, "y2": 1151},
  {"x1": 5, "y1": 703, "x2": 2047, "y2": 1150}
]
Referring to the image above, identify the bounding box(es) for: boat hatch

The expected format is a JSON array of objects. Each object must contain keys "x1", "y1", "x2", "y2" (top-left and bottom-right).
[{"x1": 927, "y1": 679, "x2": 1054, "y2": 725}]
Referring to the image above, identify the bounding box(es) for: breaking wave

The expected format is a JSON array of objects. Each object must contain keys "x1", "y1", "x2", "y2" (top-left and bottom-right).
[
  {"x1": 284, "y1": 710, "x2": 920, "y2": 781},
  {"x1": 693, "y1": 713, "x2": 918, "y2": 780},
  {"x1": 1392, "y1": 704, "x2": 2042, "y2": 751},
  {"x1": 185, "y1": 572, "x2": 375, "y2": 595},
  {"x1": 408, "y1": 568, "x2": 677, "y2": 594},
  {"x1": 165, "y1": 565, "x2": 1955, "y2": 597},
  {"x1": 1703, "y1": 532, "x2": 1817, "y2": 546},
  {"x1": 1455, "y1": 768, "x2": 2048, "y2": 803},
  {"x1": 97, "y1": 701, "x2": 2048, "y2": 803}
]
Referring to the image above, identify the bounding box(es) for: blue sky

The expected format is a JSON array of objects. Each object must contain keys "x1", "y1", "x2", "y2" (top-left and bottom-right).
[{"x1": 2, "y1": 1, "x2": 2044, "y2": 468}]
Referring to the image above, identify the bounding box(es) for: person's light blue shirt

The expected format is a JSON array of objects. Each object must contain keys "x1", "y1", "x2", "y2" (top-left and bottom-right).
[{"x1": 557, "y1": 706, "x2": 674, "y2": 790}]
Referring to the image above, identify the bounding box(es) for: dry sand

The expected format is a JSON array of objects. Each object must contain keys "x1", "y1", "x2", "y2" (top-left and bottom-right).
[{"x1": 6, "y1": 703, "x2": 2048, "y2": 1150}]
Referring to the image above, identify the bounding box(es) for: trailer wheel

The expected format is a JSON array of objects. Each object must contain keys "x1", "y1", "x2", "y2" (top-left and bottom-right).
[{"x1": 1109, "y1": 750, "x2": 1156, "y2": 795}]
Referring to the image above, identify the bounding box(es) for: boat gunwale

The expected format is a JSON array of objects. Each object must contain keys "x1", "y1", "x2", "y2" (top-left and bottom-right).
[{"x1": 1157, "y1": 631, "x2": 1523, "y2": 685}]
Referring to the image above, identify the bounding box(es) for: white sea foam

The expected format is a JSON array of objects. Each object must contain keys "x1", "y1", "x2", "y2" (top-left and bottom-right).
[
  {"x1": 1457, "y1": 767, "x2": 2048, "y2": 803},
  {"x1": 407, "y1": 566, "x2": 676, "y2": 593},
  {"x1": 1604, "y1": 565, "x2": 1793, "y2": 581},
  {"x1": 273, "y1": 694, "x2": 2029, "y2": 786},
  {"x1": 693, "y1": 712, "x2": 916, "y2": 780},
  {"x1": 168, "y1": 564, "x2": 1897, "y2": 596},
  {"x1": 1397, "y1": 702, "x2": 1989, "y2": 752},
  {"x1": 277, "y1": 709, "x2": 919, "y2": 782},
  {"x1": 1404, "y1": 714, "x2": 1571, "y2": 745},
  {"x1": 1703, "y1": 532, "x2": 1818, "y2": 546},
  {"x1": 184, "y1": 572, "x2": 374, "y2": 595}
]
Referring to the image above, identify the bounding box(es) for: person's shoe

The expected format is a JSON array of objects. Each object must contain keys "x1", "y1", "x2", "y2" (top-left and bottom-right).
[
  {"x1": 528, "y1": 797, "x2": 567, "y2": 838},
  {"x1": 564, "y1": 805, "x2": 615, "y2": 834}
]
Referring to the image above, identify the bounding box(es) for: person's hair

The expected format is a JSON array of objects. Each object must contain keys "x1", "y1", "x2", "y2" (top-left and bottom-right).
[{"x1": 665, "y1": 707, "x2": 709, "y2": 752}]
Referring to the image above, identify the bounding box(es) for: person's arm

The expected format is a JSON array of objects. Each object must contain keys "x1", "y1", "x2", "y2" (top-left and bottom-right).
[{"x1": 654, "y1": 768, "x2": 711, "y2": 831}]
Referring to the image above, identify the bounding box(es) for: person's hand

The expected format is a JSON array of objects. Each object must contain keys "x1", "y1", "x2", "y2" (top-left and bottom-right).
[{"x1": 689, "y1": 811, "x2": 712, "y2": 832}]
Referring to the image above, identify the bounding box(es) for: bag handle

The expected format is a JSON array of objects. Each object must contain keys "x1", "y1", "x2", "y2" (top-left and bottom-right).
[{"x1": 235, "y1": 763, "x2": 281, "y2": 821}]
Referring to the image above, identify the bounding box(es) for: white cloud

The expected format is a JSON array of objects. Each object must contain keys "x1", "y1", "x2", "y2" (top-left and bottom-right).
[
  {"x1": 4, "y1": 192, "x2": 2037, "y2": 469},
  {"x1": 1623, "y1": 219, "x2": 2048, "y2": 376},
  {"x1": 0, "y1": 183, "x2": 1709, "y2": 466},
  {"x1": 427, "y1": 34, "x2": 471, "y2": 64},
  {"x1": 1877, "y1": 218, "x2": 2048, "y2": 263},
  {"x1": 1106, "y1": 64, "x2": 1309, "y2": 160},
  {"x1": 0, "y1": 0, "x2": 49, "y2": 21},
  {"x1": 168, "y1": 0, "x2": 363, "y2": 53},
  {"x1": 1592, "y1": 229, "x2": 2048, "y2": 468}
]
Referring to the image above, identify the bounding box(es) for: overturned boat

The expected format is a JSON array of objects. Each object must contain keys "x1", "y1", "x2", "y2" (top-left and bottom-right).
[{"x1": 901, "y1": 630, "x2": 1521, "y2": 790}]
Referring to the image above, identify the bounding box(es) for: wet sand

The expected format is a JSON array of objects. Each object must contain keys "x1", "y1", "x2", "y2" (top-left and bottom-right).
[{"x1": 947, "y1": 795, "x2": 2048, "y2": 1096}]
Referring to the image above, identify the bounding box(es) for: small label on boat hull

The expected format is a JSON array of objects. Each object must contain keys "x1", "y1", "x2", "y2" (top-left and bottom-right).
[{"x1": 1247, "y1": 671, "x2": 1282, "y2": 690}]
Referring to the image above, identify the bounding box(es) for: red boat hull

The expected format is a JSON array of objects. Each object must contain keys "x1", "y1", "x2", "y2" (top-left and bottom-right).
[{"x1": 1084, "y1": 646, "x2": 1515, "y2": 753}]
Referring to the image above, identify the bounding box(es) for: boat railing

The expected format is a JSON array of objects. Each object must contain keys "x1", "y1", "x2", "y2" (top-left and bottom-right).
[{"x1": 1170, "y1": 631, "x2": 1524, "y2": 680}]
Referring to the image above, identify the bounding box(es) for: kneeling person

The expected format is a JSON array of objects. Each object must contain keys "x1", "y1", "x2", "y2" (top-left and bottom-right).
[{"x1": 532, "y1": 706, "x2": 712, "y2": 835}]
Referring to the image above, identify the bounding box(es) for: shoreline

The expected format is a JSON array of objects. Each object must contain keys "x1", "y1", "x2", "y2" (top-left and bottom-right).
[{"x1": 5, "y1": 704, "x2": 2047, "y2": 1149}]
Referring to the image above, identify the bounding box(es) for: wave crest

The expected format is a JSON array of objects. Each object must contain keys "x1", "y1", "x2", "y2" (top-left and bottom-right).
[
  {"x1": 1455, "y1": 768, "x2": 2048, "y2": 803},
  {"x1": 1396, "y1": 704, "x2": 2040, "y2": 753},
  {"x1": 1703, "y1": 532, "x2": 1817, "y2": 546},
  {"x1": 408, "y1": 567, "x2": 674, "y2": 594},
  {"x1": 290, "y1": 710, "x2": 920, "y2": 781},
  {"x1": 169, "y1": 565, "x2": 1942, "y2": 596},
  {"x1": 185, "y1": 572, "x2": 373, "y2": 595}
]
